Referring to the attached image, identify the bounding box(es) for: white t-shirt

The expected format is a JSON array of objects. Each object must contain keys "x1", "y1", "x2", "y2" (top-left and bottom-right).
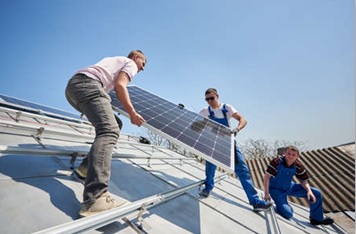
[
  {"x1": 75, "y1": 56, "x2": 138, "y2": 92},
  {"x1": 199, "y1": 104, "x2": 237, "y2": 127}
]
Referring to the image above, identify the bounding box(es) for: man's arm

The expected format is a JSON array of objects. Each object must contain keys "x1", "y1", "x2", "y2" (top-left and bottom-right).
[
  {"x1": 114, "y1": 71, "x2": 145, "y2": 126},
  {"x1": 300, "y1": 180, "x2": 316, "y2": 203},
  {"x1": 263, "y1": 173, "x2": 272, "y2": 201},
  {"x1": 232, "y1": 111, "x2": 247, "y2": 132}
]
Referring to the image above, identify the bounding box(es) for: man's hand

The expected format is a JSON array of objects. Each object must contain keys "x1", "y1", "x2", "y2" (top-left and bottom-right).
[
  {"x1": 264, "y1": 193, "x2": 271, "y2": 201},
  {"x1": 307, "y1": 191, "x2": 316, "y2": 203},
  {"x1": 130, "y1": 112, "x2": 145, "y2": 127},
  {"x1": 231, "y1": 127, "x2": 239, "y2": 136}
]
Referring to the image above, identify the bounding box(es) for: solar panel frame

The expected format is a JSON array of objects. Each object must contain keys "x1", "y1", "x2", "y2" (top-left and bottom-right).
[
  {"x1": 0, "y1": 93, "x2": 87, "y2": 123},
  {"x1": 110, "y1": 85, "x2": 235, "y2": 172}
]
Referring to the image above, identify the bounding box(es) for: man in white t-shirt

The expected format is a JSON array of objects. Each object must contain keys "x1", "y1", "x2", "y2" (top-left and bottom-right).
[
  {"x1": 199, "y1": 88, "x2": 272, "y2": 212},
  {"x1": 65, "y1": 50, "x2": 146, "y2": 217}
]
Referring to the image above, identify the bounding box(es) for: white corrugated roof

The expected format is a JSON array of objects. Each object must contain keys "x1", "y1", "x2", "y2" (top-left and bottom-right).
[{"x1": 0, "y1": 102, "x2": 347, "y2": 234}]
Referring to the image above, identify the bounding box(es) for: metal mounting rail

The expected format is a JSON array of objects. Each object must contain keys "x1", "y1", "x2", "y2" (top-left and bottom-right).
[
  {"x1": 0, "y1": 145, "x2": 87, "y2": 157},
  {"x1": 0, "y1": 106, "x2": 91, "y2": 127},
  {"x1": 266, "y1": 203, "x2": 281, "y2": 234},
  {"x1": 0, "y1": 145, "x2": 196, "y2": 162},
  {"x1": 0, "y1": 118, "x2": 95, "y2": 142},
  {"x1": 33, "y1": 173, "x2": 228, "y2": 234},
  {"x1": 261, "y1": 195, "x2": 281, "y2": 234}
]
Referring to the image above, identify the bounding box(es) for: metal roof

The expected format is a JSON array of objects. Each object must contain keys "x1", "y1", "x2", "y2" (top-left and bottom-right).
[{"x1": 0, "y1": 98, "x2": 351, "y2": 234}]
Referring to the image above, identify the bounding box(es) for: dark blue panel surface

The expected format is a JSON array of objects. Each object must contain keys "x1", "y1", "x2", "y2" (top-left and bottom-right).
[
  {"x1": 110, "y1": 86, "x2": 234, "y2": 171},
  {"x1": 0, "y1": 94, "x2": 85, "y2": 123}
]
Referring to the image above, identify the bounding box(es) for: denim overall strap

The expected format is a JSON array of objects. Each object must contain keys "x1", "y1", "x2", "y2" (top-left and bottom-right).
[
  {"x1": 269, "y1": 158, "x2": 296, "y2": 191},
  {"x1": 208, "y1": 104, "x2": 229, "y2": 127}
]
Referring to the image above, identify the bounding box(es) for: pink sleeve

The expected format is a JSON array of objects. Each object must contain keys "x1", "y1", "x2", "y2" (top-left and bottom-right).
[{"x1": 121, "y1": 60, "x2": 138, "y2": 81}]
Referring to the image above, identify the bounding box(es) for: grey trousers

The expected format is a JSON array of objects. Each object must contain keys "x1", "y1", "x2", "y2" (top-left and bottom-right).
[{"x1": 65, "y1": 73, "x2": 119, "y2": 203}]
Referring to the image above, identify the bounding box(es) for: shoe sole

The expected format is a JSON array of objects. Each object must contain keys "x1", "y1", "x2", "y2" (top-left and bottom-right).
[
  {"x1": 198, "y1": 193, "x2": 210, "y2": 198},
  {"x1": 79, "y1": 200, "x2": 127, "y2": 217},
  {"x1": 72, "y1": 171, "x2": 86, "y2": 184},
  {"x1": 253, "y1": 208, "x2": 270, "y2": 212},
  {"x1": 74, "y1": 169, "x2": 87, "y2": 180},
  {"x1": 310, "y1": 220, "x2": 335, "y2": 226},
  {"x1": 253, "y1": 205, "x2": 273, "y2": 212},
  {"x1": 198, "y1": 190, "x2": 211, "y2": 198}
]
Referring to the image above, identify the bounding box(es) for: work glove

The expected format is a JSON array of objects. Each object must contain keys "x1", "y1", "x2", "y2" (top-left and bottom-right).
[{"x1": 231, "y1": 127, "x2": 239, "y2": 137}]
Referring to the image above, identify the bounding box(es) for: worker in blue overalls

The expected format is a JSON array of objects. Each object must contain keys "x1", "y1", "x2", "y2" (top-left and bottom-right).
[
  {"x1": 199, "y1": 88, "x2": 272, "y2": 212},
  {"x1": 263, "y1": 145, "x2": 334, "y2": 225}
]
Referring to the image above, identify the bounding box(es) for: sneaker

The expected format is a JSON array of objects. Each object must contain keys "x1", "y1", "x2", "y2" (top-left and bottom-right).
[
  {"x1": 79, "y1": 192, "x2": 127, "y2": 217},
  {"x1": 74, "y1": 164, "x2": 87, "y2": 180},
  {"x1": 310, "y1": 217, "x2": 334, "y2": 226},
  {"x1": 253, "y1": 200, "x2": 272, "y2": 212},
  {"x1": 199, "y1": 188, "x2": 211, "y2": 198}
]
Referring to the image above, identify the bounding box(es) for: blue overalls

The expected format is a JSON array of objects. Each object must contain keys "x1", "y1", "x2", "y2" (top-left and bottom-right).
[
  {"x1": 269, "y1": 158, "x2": 324, "y2": 220},
  {"x1": 204, "y1": 105, "x2": 260, "y2": 205}
]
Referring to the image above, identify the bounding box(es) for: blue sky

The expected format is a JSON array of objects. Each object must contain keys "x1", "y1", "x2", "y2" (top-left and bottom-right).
[{"x1": 0, "y1": 0, "x2": 354, "y2": 150}]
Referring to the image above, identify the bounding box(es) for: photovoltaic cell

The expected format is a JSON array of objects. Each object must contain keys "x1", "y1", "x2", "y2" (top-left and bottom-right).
[
  {"x1": 110, "y1": 86, "x2": 234, "y2": 172},
  {"x1": 0, "y1": 93, "x2": 86, "y2": 123}
]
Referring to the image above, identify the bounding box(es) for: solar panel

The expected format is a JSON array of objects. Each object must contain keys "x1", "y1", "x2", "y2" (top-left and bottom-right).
[
  {"x1": 0, "y1": 93, "x2": 86, "y2": 123},
  {"x1": 110, "y1": 86, "x2": 234, "y2": 172}
]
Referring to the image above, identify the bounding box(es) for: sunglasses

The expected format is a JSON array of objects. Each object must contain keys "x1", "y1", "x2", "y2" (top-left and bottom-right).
[{"x1": 205, "y1": 97, "x2": 215, "y2": 102}]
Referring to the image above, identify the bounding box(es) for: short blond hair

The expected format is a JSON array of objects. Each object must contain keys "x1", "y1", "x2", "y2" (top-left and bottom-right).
[
  {"x1": 285, "y1": 145, "x2": 300, "y2": 155},
  {"x1": 127, "y1": 50, "x2": 145, "y2": 60}
]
